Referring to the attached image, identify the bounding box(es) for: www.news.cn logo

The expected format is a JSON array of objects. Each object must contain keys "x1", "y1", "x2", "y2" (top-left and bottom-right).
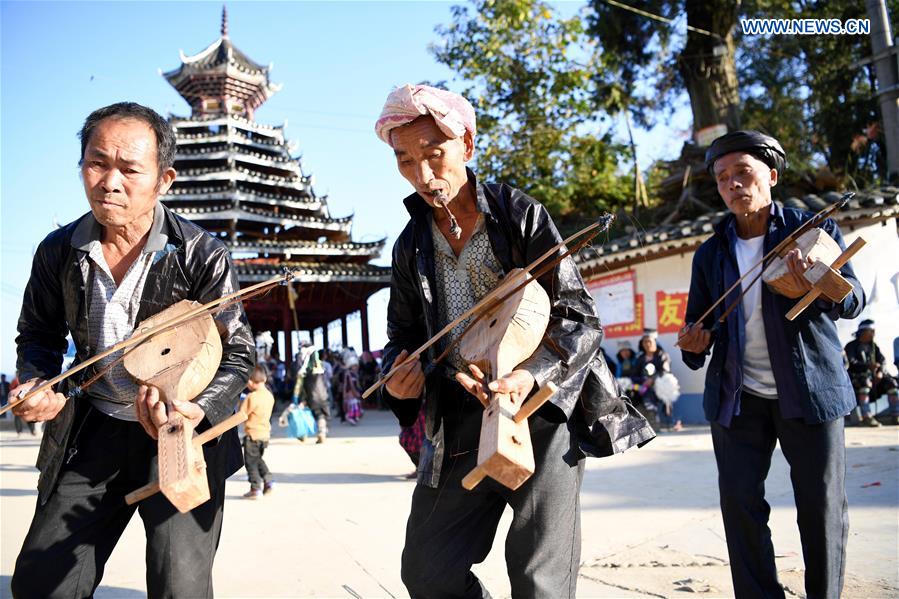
[{"x1": 741, "y1": 18, "x2": 871, "y2": 36}]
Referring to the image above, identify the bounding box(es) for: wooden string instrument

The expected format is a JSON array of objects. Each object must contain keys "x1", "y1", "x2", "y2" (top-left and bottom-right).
[
  {"x1": 684, "y1": 193, "x2": 854, "y2": 331},
  {"x1": 785, "y1": 237, "x2": 866, "y2": 320},
  {"x1": 125, "y1": 411, "x2": 247, "y2": 507},
  {"x1": 122, "y1": 299, "x2": 226, "y2": 513},
  {"x1": 457, "y1": 268, "x2": 558, "y2": 491},
  {"x1": 3, "y1": 272, "x2": 291, "y2": 511},
  {"x1": 362, "y1": 214, "x2": 615, "y2": 400},
  {"x1": 1, "y1": 270, "x2": 293, "y2": 418}
]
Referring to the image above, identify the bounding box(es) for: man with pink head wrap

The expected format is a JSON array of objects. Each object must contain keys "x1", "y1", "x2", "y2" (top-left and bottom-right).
[
  {"x1": 374, "y1": 84, "x2": 653, "y2": 599},
  {"x1": 376, "y1": 84, "x2": 478, "y2": 239},
  {"x1": 375, "y1": 84, "x2": 476, "y2": 146}
]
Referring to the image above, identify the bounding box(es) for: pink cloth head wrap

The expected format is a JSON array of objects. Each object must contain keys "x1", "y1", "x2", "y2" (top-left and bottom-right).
[{"x1": 375, "y1": 84, "x2": 476, "y2": 145}]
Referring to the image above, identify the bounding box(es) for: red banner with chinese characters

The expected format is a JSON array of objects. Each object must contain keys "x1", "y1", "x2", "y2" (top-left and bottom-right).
[
  {"x1": 604, "y1": 294, "x2": 644, "y2": 338},
  {"x1": 655, "y1": 290, "x2": 689, "y2": 334}
]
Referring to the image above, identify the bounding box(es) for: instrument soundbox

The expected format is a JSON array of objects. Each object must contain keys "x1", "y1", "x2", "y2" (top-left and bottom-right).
[
  {"x1": 124, "y1": 300, "x2": 223, "y2": 513},
  {"x1": 457, "y1": 268, "x2": 558, "y2": 491},
  {"x1": 762, "y1": 228, "x2": 842, "y2": 298},
  {"x1": 785, "y1": 237, "x2": 866, "y2": 321}
]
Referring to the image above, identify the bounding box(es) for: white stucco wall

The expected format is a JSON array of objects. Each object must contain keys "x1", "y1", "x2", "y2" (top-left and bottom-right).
[{"x1": 838, "y1": 217, "x2": 899, "y2": 366}]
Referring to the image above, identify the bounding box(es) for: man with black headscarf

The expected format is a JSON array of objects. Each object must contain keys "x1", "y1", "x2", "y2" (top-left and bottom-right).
[
  {"x1": 678, "y1": 131, "x2": 865, "y2": 599},
  {"x1": 844, "y1": 318, "x2": 899, "y2": 426}
]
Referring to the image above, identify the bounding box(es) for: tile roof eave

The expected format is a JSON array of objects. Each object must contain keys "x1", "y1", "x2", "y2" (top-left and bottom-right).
[
  {"x1": 575, "y1": 195, "x2": 897, "y2": 272},
  {"x1": 235, "y1": 264, "x2": 391, "y2": 284}
]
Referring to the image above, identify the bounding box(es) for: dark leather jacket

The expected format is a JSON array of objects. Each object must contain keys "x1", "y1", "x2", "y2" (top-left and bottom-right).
[
  {"x1": 380, "y1": 171, "x2": 654, "y2": 487},
  {"x1": 16, "y1": 203, "x2": 255, "y2": 504}
]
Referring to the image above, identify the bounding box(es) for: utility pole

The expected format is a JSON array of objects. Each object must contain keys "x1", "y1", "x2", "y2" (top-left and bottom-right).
[{"x1": 866, "y1": 0, "x2": 899, "y2": 180}]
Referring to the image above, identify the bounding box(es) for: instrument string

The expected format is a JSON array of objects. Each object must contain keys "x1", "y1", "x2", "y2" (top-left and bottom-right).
[
  {"x1": 4, "y1": 275, "x2": 289, "y2": 417},
  {"x1": 692, "y1": 193, "x2": 852, "y2": 328}
]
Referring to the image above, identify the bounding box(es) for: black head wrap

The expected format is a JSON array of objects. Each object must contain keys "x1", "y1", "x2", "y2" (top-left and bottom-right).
[{"x1": 705, "y1": 130, "x2": 786, "y2": 174}]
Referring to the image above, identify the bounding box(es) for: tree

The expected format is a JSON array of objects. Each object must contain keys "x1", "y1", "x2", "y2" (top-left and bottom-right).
[
  {"x1": 588, "y1": 0, "x2": 741, "y2": 132},
  {"x1": 431, "y1": 0, "x2": 632, "y2": 228},
  {"x1": 738, "y1": 0, "x2": 891, "y2": 188},
  {"x1": 590, "y1": 0, "x2": 893, "y2": 188},
  {"x1": 433, "y1": 0, "x2": 894, "y2": 230}
]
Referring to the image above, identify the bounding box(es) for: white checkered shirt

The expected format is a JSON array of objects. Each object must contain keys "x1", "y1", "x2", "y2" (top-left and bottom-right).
[
  {"x1": 431, "y1": 214, "x2": 505, "y2": 376},
  {"x1": 70, "y1": 204, "x2": 170, "y2": 421}
]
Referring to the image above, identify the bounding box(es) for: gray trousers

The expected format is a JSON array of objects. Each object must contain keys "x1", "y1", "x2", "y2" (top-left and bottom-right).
[
  {"x1": 711, "y1": 392, "x2": 848, "y2": 599},
  {"x1": 401, "y1": 397, "x2": 584, "y2": 599},
  {"x1": 12, "y1": 403, "x2": 229, "y2": 599}
]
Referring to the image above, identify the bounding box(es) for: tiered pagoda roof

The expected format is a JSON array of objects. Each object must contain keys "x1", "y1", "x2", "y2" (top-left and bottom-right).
[
  {"x1": 160, "y1": 8, "x2": 390, "y2": 339},
  {"x1": 162, "y1": 7, "x2": 280, "y2": 120}
]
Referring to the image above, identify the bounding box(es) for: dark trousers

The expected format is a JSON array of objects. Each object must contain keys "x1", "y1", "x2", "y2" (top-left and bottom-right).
[
  {"x1": 15, "y1": 415, "x2": 36, "y2": 435},
  {"x1": 711, "y1": 392, "x2": 848, "y2": 599},
  {"x1": 404, "y1": 449, "x2": 420, "y2": 468},
  {"x1": 243, "y1": 436, "x2": 272, "y2": 489},
  {"x1": 401, "y1": 399, "x2": 584, "y2": 599},
  {"x1": 306, "y1": 396, "x2": 331, "y2": 432},
  {"x1": 12, "y1": 403, "x2": 228, "y2": 599}
]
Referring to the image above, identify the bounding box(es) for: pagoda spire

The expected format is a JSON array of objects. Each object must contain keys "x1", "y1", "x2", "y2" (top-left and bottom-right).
[{"x1": 163, "y1": 7, "x2": 281, "y2": 119}]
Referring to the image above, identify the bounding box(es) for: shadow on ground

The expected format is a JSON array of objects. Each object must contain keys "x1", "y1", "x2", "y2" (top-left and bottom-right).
[
  {"x1": 581, "y1": 443, "x2": 898, "y2": 510},
  {"x1": 0, "y1": 488, "x2": 37, "y2": 498}
]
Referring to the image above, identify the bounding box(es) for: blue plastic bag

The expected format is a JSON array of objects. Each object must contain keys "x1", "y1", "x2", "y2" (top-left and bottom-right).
[{"x1": 287, "y1": 405, "x2": 317, "y2": 440}]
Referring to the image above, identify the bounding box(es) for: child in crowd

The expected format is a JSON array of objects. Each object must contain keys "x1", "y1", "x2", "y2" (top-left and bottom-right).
[
  {"x1": 341, "y1": 355, "x2": 363, "y2": 425},
  {"x1": 239, "y1": 366, "x2": 276, "y2": 499}
]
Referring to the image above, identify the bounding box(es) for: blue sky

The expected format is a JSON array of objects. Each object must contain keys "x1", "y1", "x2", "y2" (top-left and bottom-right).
[{"x1": 0, "y1": 1, "x2": 690, "y2": 374}]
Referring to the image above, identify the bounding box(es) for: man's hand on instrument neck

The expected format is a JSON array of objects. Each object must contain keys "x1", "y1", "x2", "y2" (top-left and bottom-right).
[
  {"x1": 456, "y1": 365, "x2": 535, "y2": 404},
  {"x1": 135, "y1": 385, "x2": 205, "y2": 440},
  {"x1": 677, "y1": 322, "x2": 712, "y2": 354},
  {"x1": 11, "y1": 378, "x2": 66, "y2": 422},
  {"x1": 784, "y1": 248, "x2": 815, "y2": 296}
]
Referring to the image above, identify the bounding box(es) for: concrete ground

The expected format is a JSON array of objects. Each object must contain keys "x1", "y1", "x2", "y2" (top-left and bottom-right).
[{"x1": 1, "y1": 410, "x2": 896, "y2": 598}]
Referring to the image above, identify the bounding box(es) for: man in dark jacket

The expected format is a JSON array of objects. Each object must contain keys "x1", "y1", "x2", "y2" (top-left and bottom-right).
[
  {"x1": 844, "y1": 318, "x2": 899, "y2": 426},
  {"x1": 679, "y1": 131, "x2": 864, "y2": 599},
  {"x1": 374, "y1": 84, "x2": 652, "y2": 598},
  {"x1": 10, "y1": 102, "x2": 254, "y2": 598}
]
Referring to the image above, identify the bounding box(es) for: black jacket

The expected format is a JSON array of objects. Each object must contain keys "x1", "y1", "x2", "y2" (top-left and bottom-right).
[
  {"x1": 16, "y1": 203, "x2": 255, "y2": 504},
  {"x1": 379, "y1": 172, "x2": 653, "y2": 487},
  {"x1": 844, "y1": 339, "x2": 884, "y2": 376}
]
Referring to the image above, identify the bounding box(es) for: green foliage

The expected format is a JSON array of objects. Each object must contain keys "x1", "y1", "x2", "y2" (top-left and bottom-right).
[
  {"x1": 587, "y1": 0, "x2": 680, "y2": 127},
  {"x1": 432, "y1": 0, "x2": 895, "y2": 229},
  {"x1": 589, "y1": 0, "x2": 892, "y2": 186},
  {"x1": 431, "y1": 0, "x2": 633, "y2": 222},
  {"x1": 738, "y1": 0, "x2": 890, "y2": 188}
]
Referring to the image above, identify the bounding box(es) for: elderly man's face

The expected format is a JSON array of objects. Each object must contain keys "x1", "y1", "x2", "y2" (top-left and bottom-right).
[
  {"x1": 390, "y1": 116, "x2": 473, "y2": 208},
  {"x1": 81, "y1": 117, "x2": 175, "y2": 229},
  {"x1": 713, "y1": 152, "x2": 777, "y2": 218}
]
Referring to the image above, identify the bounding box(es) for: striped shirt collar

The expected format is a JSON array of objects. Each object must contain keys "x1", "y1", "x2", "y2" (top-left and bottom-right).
[{"x1": 71, "y1": 201, "x2": 169, "y2": 253}]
